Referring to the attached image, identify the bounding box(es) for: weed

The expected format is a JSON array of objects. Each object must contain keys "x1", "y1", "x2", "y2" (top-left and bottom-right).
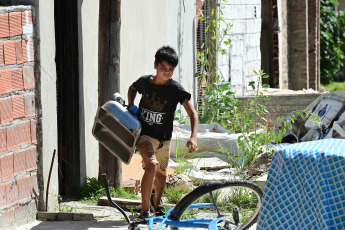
[
  {"x1": 77, "y1": 177, "x2": 140, "y2": 204},
  {"x1": 174, "y1": 136, "x2": 201, "y2": 177},
  {"x1": 164, "y1": 185, "x2": 191, "y2": 204}
]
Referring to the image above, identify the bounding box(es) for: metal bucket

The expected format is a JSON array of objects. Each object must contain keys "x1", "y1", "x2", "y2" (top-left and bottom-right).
[{"x1": 92, "y1": 97, "x2": 141, "y2": 164}]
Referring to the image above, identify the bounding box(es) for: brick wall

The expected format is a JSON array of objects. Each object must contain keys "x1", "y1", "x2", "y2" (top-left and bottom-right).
[
  {"x1": 0, "y1": 6, "x2": 38, "y2": 228},
  {"x1": 308, "y1": 0, "x2": 320, "y2": 91},
  {"x1": 287, "y1": 1, "x2": 309, "y2": 90},
  {"x1": 238, "y1": 93, "x2": 321, "y2": 128},
  {"x1": 220, "y1": 0, "x2": 262, "y2": 95}
]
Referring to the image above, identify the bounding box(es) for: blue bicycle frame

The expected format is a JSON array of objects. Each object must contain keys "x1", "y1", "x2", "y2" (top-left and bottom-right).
[{"x1": 144, "y1": 203, "x2": 225, "y2": 230}]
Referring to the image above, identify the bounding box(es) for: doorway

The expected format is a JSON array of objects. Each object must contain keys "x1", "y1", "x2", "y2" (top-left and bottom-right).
[{"x1": 55, "y1": 0, "x2": 80, "y2": 196}]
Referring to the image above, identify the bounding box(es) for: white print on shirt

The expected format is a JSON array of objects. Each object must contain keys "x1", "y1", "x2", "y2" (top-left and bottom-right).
[{"x1": 140, "y1": 108, "x2": 165, "y2": 125}]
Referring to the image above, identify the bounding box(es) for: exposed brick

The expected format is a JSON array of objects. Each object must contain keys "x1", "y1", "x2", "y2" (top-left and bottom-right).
[
  {"x1": 6, "y1": 181, "x2": 17, "y2": 205},
  {"x1": 23, "y1": 66, "x2": 35, "y2": 89},
  {"x1": 0, "y1": 183, "x2": 6, "y2": 206},
  {"x1": 22, "y1": 40, "x2": 28, "y2": 63},
  {"x1": 24, "y1": 93, "x2": 35, "y2": 117},
  {"x1": 0, "y1": 13, "x2": 9, "y2": 38},
  {"x1": 26, "y1": 146, "x2": 37, "y2": 171},
  {"x1": 0, "y1": 69, "x2": 12, "y2": 94},
  {"x1": 3, "y1": 40, "x2": 16, "y2": 65},
  {"x1": 14, "y1": 149, "x2": 26, "y2": 174},
  {"x1": 22, "y1": 10, "x2": 32, "y2": 26},
  {"x1": 30, "y1": 119, "x2": 36, "y2": 143},
  {"x1": 28, "y1": 38, "x2": 34, "y2": 61},
  {"x1": 0, "y1": 41, "x2": 4, "y2": 65},
  {"x1": 18, "y1": 176, "x2": 30, "y2": 200},
  {"x1": 18, "y1": 120, "x2": 31, "y2": 145},
  {"x1": 11, "y1": 68, "x2": 24, "y2": 91},
  {"x1": 7, "y1": 125, "x2": 19, "y2": 150},
  {"x1": 29, "y1": 175, "x2": 38, "y2": 198},
  {"x1": 9, "y1": 12, "x2": 22, "y2": 37},
  {"x1": 0, "y1": 126, "x2": 6, "y2": 152},
  {"x1": 1, "y1": 152, "x2": 13, "y2": 180},
  {"x1": 0, "y1": 97, "x2": 13, "y2": 124},
  {"x1": 22, "y1": 39, "x2": 34, "y2": 62},
  {"x1": 14, "y1": 40, "x2": 23, "y2": 64},
  {"x1": 12, "y1": 94, "x2": 25, "y2": 119}
]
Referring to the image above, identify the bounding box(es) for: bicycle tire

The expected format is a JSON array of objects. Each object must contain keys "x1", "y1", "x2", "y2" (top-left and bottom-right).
[{"x1": 169, "y1": 180, "x2": 263, "y2": 230}]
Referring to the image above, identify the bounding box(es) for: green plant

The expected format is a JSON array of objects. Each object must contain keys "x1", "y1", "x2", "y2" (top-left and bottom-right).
[
  {"x1": 322, "y1": 81, "x2": 345, "y2": 91},
  {"x1": 200, "y1": 76, "x2": 239, "y2": 131},
  {"x1": 230, "y1": 70, "x2": 280, "y2": 170},
  {"x1": 108, "y1": 186, "x2": 140, "y2": 200},
  {"x1": 174, "y1": 136, "x2": 203, "y2": 177},
  {"x1": 60, "y1": 205, "x2": 77, "y2": 213},
  {"x1": 320, "y1": 0, "x2": 345, "y2": 84},
  {"x1": 196, "y1": 0, "x2": 233, "y2": 84},
  {"x1": 164, "y1": 185, "x2": 191, "y2": 204},
  {"x1": 77, "y1": 177, "x2": 104, "y2": 201},
  {"x1": 77, "y1": 177, "x2": 139, "y2": 204},
  {"x1": 174, "y1": 109, "x2": 190, "y2": 124}
]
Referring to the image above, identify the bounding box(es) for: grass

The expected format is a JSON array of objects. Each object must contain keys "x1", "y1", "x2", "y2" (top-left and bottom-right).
[
  {"x1": 322, "y1": 81, "x2": 345, "y2": 91},
  {"x1": 164, "y1": 185, "x2": 191, "y2": 204},
  {"x1": 77, "y1": 177, "x2": 140, "y2": 204}
]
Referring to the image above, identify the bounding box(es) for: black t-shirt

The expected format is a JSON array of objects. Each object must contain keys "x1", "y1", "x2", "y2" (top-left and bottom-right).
[{"x1": 133, "y1": 75, "x2": 191, "y2": 141}]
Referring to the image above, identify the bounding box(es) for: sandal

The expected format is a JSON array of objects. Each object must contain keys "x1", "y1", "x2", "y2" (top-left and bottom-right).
[{"x1": 150, "y1": 193, "x2": 166, "y2": 216}]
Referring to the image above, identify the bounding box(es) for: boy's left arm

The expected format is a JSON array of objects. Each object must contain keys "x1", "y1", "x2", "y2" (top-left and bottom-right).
[{"x1": 182, "y1": 98, "x2": 198, "y2": 153}]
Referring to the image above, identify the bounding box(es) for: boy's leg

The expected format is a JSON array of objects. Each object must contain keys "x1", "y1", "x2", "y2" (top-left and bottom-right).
[
  {"x1": 152, "y1": 141, "x2": 171, "y2": 208},
  {"x1": 137, "y1": 136, "x2": 160, "y2": 215}
]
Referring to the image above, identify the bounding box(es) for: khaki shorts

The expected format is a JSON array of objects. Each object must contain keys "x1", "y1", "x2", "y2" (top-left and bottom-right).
[{"x1": 136, "y1": 135, "x2": 171, "y2": 175}]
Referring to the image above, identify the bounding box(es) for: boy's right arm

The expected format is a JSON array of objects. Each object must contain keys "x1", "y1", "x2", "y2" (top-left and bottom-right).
[{"x1": 127, "y1": 84, "x2": 137, "y2": 108}]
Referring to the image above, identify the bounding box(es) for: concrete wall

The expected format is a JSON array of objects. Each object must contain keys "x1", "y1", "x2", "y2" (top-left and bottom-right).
[
  {"x1": 120, "y1": 0, "x2": 197, "y2": 110},
  {"x1": 278, "y1": 0, "x2": 289, "y2": 89},
  {"x1": 77, "y1": 0, "x2": 99, "y2": 184},
  {"x1": 35, "y1": 0, "x2": 58, "y2": 213},
  {"x1": 220, "y1": 0, "x2": 262, "y2": 95}
]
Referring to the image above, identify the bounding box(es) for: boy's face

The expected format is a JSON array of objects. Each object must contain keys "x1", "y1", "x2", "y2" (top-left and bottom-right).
[{"x1": 154, "y1": 61, "x2": 175, "y2": 82}]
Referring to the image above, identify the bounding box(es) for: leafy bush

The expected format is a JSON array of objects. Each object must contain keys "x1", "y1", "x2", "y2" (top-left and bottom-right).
[{"x1": 320, "y1": 0, "x2": 345, "y2": 84}]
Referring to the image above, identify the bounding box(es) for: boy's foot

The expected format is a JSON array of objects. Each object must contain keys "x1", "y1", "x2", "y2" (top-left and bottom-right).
[
  {"x1": 150, "y1": 193, "x2": 167, "y2": 216},
  {"x1": 135, "y1": 211, "x2": 152, "y2": 221}
]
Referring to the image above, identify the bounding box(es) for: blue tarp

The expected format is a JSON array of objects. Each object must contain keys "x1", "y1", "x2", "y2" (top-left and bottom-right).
[{"x1": 257, "y1": 139, "x2": 345, "y2": 230}]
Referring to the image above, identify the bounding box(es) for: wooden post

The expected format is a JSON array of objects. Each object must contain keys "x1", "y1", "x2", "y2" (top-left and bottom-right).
[{"x1": 98, "y1": 0, "x2": 121, "y2": 188}]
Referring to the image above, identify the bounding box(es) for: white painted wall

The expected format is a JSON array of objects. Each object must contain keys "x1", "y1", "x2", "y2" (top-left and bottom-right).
[
  {"x1": 78, "y1": 0, "x2": 100, "y2": 183},
  {"x1": 37, "y1": 0, "x2": 58, "y2": 211},
  {"x1": 120, "y1": 0, "x2": 197, "y2": 110},
  {"x1": 219, "y1": 0, "x2": 262, "y2": 95}
]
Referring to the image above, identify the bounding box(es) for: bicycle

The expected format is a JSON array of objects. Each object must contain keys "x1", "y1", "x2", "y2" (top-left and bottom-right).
[{"x1": 101, "y1": 173, "x2": 263, "y2": 230}]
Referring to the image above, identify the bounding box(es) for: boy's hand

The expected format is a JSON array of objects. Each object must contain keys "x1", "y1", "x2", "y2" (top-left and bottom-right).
[{"x1": 186, "y1": 137, "x2": 197, "y2": 153}]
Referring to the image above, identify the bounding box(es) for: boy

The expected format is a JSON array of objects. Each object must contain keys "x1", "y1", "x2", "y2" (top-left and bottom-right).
[{"x1": 127, "y1": 46, "x2": 198, "y2": 219}]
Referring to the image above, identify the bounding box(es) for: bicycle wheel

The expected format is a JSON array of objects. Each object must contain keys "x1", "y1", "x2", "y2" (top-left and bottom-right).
[{"x1": 169, "y1": 180, "x2": 263, "y2": 230}]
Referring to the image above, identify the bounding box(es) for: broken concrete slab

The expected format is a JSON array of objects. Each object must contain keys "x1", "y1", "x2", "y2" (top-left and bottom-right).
[
  {"x1": 36, "y1": 211, "x2": 95, "y2": 221},
  {"x1": 72, "y1": 213, "x2": 94, "y2": 221}
]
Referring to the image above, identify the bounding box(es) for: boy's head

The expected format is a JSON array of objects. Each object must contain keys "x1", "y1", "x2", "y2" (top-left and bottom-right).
[{"x1": 154, "y1": 46, "x2": 179, "y2": 68}]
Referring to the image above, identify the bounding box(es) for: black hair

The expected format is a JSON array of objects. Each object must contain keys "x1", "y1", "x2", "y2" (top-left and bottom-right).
[{"x1": 154, "y1": 46, "x2": 179, "y2": 67}]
